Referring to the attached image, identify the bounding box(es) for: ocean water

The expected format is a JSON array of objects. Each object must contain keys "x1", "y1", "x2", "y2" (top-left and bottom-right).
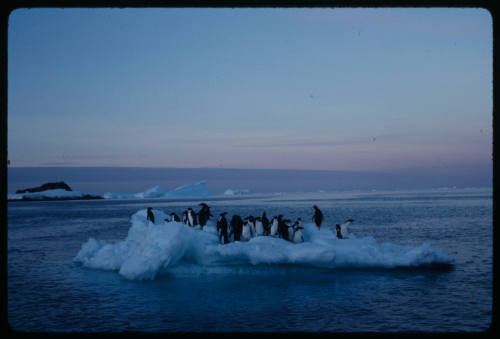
[{"x1": 7, "y1": 188, "x2": 492, "y2": 332}]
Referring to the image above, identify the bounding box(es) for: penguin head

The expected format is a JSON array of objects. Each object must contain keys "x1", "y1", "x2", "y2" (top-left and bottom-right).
[
  {"x1": 313, "y1": 205, "x2": 318, "y2": 210},
  {"x1": 336, "y1": 224, "x2": 341, "y2": 230}
]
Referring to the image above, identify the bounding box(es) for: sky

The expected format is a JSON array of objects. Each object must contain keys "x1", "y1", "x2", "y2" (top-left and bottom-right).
[{"x1": 7, "y1": 7, "x2": 492, "y2": 177}]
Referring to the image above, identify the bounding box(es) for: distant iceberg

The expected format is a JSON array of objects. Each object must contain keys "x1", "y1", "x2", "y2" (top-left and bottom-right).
[
  {"x1": 104, "y1": 181, "x2": 213, "y2": 199},
  {"x1": 224, "y1": 188, "x2": 252, "y2": 196},
  {"x1": 134, "y1": 185, "x2": 168, "y2": 198}
]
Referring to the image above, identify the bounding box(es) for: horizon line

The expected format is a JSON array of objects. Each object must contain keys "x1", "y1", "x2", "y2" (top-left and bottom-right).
[
  {"x1": 6, "y1": 165, "x2": 481, "y2": 175},
  {"x1": 8, "y1": 164, "x2": 492, "y2": 173}
]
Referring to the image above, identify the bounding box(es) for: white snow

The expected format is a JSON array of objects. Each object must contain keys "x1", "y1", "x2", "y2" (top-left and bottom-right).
[
  {"x1": 74, "y1": 208, "x2": 455, "y2": 280},
  {"x1": 104, "y1": 181, "x2": 213, "y2": 199}
]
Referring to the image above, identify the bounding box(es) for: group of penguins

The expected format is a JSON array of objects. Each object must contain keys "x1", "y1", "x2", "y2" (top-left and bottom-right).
[{"x1": 146, "y1": 203, "x2": 353, "y2": 245}]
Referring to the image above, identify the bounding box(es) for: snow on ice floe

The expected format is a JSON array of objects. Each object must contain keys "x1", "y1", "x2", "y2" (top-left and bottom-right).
[
  {"x1": 103, "y1": 181, "x2": 213, "y2": 199},
  {"x1": 224, "y1": 189, "x2": 252, "y2": 196},
  {"x1": 74, "y1": 208, "x2": 455, "y2": 280}
]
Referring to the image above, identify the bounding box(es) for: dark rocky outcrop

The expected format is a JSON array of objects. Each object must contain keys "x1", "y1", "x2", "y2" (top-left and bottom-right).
[
  {"x1": 10, "y1": 181, "x2": 104, "y2": 201},
  {"x1": 16, "y1": 182, "x2": 73, "y2": 194},
  {"x1": 11, "y1": 194, "x2": 104, "y2": 202}
]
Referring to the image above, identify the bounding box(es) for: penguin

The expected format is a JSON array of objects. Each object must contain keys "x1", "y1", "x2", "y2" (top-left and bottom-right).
[
  {"x1": 229, "y1": 214, "x2": 243, "y2": 241},
  {"x1": 164, "y1": 217, "x2": 170, "y2": 223},
  {"x1": 292, "y1": 218, "x2": 304, "y2": 243},
  {"x1": 339, "y1": 219, "x2": 353, "y2": 239},
  {"x1": 241, "y1": 216, "x2": 254, "y2": 241},
  {"x1": 312, "y1": 205, "x2": 323, "y2": 229},
  {"x1": 197, "y1": 204, "x2": 207, "y2": 227},
  {"x1": 254, "y1": 216, "x2": 264, "y2": 236},
  {"x1": 197, "y1": 203, "x2": 213, "y2": 227},
  {"x1": 241, "y1": 219, "x2": 250, "y2": 241},
  {"x1": 284, "y1": 219, "x2": 294, "y2": 241},
  {"x1": 217, "y1": 212, "x2": 229, "y2": 244},
  {"x1": 335, "y1": 224, "x2": 343, "y2": 239},
  {"x1": 269, "y1": 216, "x2": 279, "y2": 237},
  {"x1": 205, "y1": 203, "x2": 213, "y2": 219},
  {"x1": 248, "y1": 216, "x2": 256, "y2": 237},
  {"x1": 170, "y1": 212, "x2": 181, "y2": 222},
  {"x1": 147, "y1": 207, "x2": 155, "y2": 224},
  {"x1": 261, "y1": 212, "x2": 270, "y2": 235},
  {"x1": 216, "y1": 212, "x2": 225, "y2": 234},
  {"x1": 278, "y1": 215, "x2": 289, "y2": 240},
  {"x1": 187, "y1": 208, "x2": 198, "y2": 227}
]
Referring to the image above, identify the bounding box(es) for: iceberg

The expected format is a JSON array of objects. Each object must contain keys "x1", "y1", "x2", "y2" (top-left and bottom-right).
[
  {"x1": 164, "y1": 181, "x2": 213, "y2": 197},
  {"x1": 103, "y1": 181, "x2": 213, "y2": 199},
  {"x1": 224, "y1": 189, "x2": 252, "y2": 196},
  {"x1": 74, "y1": 208, "x2": 455, "y2": 280},
  {"x1": 134, "y1": 185, "x2": 168, "y2": 198},
  {"x1": 102, "y1": 192, "x2": 136, "y2": 199}
]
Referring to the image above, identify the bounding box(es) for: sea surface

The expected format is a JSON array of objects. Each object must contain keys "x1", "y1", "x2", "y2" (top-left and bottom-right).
[{"x1": 7, "y1": 188, "x2": 492, "y2": 332}]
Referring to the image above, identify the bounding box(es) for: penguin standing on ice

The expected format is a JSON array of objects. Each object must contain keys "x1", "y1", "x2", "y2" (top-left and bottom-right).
[
  {"x1": 187, "y1": 208, "x2": 198, "y2": 227},
  {"x1": 229, "y1": 215, "x2": 243, "y2": 241},
  {"x1": 339, "y1": 219, "x2": 353, "y2": 239},
  {"x1": 284, "y1": 219, "x2": 294, "y2": 241},
  {"x1": 147, "y1": 207, "x2": 155, "y2": 224},
  {"x1": 255, "y1": 216, "x2": 264, "y2": 236},
  {"x1": 182, "y1": 210, "x2": 189, "y2": 225},
  {"x1": 197, "y1": 203, "x2": 207, "y2": 227},
  {"x1": 217, "y1": 212, "x2": 229, "y2": 244},
  {"x1": 241, "y1": 216, "x2": 255, "y2": 241},
  {"x1": 292, "y1": 218, "x2": 304, "y2": 243},
  {"x1": 278, "y1": 215, "x2": 289, "y2": 240},
  {"x1": 197, "y1": 203, "x2": 213, "y2": 228},
  {"x1": 335, "y1": 224, "x2": 343, "y2": 239},
  {"x1": 241, "y1": 218, "x2": 250, "y2": 241},
  {"x1": 248, "y1": 216, "x2": 256, "y2": 237},
  {"x1": 261, "y1": 212, "x2": 270, "y2": 235},
  {"x1": 170, "y1": 212, "x2": 181, "y2": 222},
  {"x1": 313, "y1": 205, "x2": 323, "y2": 229},
  {"x1": 269, "y1": 216, "x2": 279, "y2": 237}
]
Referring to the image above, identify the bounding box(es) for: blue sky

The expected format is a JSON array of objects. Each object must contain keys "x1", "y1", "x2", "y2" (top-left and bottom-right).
[{"x1": 8, "y1": 8, "x2": 492, "y2": 175}]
